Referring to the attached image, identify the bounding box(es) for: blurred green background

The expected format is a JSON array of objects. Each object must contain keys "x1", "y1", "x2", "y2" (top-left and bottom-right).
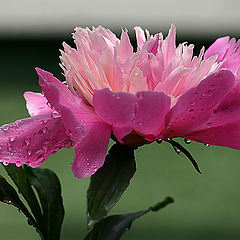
[{"x1": 1, "y1": 33, "x2": 240, "y2": 240}]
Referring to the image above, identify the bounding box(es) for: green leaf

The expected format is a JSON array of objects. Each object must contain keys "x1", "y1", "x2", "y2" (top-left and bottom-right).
[
  {"x1": 84, "y1": 197, "x2": 174, "y2": 240},
  {"x1": 87, "y1": 144, "x2": 136, "y2": 228},
  {"x1": 24, "y1": 166, "x2": 64, "y2": 240},
  {"x1": 3, "y1": 164, "x2": 43, "y2": 224},
  {"x1": 0, "y1": 174, "x2": 39, "y2": 230}
]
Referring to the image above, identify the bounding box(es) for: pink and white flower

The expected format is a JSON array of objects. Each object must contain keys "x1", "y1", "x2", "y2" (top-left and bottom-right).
[{"x1": 0, "y1": 25, "x2": 239, "y2": 178}]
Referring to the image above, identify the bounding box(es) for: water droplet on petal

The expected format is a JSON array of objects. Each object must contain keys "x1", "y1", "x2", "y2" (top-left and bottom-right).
[
  {"x1": 3, "y1": 161, "x2": 9, "y2": 166},
  {"x1": 156, "y1": 138, "x2": 163, "y2": 144},
  {"x1": 24, "y1": 136, "x2": 31, "y2": 146},
  {"x1": 66, "y1": 129, "x2": 72, "y2": 136},
  {"x1": 41, "y1": 120, "x2": 48, "y2": 124},
  {"x1": 3, "y1": 126, "x2": 9, "y2": 131},
  {"x1": 190, "y1": 100, "x2": 197, "y2": 106},
  {"x1": 7, "y1": 142, "x2": 13, "y2": 152},
  {"x1": 184, "y1": 139, "x2": 192, "y2": 144},
  {"x1": 9, "y1": 136, "x2": 17, "y2": 142},
  {"x1": 137, "y1": 122, "x2": 144, "y2": 126},
  {"x1": 27, "y1": 149, "x2": 32, "y2": 156},
  {"x1": 16, "y1": 162, "x2": 22, "y2": 167},
  {"x1": 51, "y1": 111, "x2": 61, "y2": 119},
  {"x1": 206, "y1": 89, "x2": 212, "y2": 96}
]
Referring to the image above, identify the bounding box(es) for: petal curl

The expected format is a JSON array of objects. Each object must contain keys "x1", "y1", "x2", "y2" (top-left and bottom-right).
[
  {"x1": 134, "y1": 26, "x2": 146, "y2": 48},
  {"x1": 24, "y1": 92, "x2": 53, "y2": 117},
  {"x1": 72, "y1": 122, "x2": 111, "y2": 178},
  {"x1": 0, "y1": 113, "x2": 72, "y2": 168},
  {"x1": 204, "y1": 37, "x2": 230, "y2": 61},
  {"x1": 165, "y1": 70, "x2": 235, "y2": 137},
  {"x1": 36, "y1": 68, "x2": 112, "y2": 178},
  {"x1": 36, "y1": 68, "x2": 99, "y2": 143}
]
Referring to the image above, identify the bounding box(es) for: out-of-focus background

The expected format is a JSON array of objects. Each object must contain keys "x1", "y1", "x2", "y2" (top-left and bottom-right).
[{"x1": 0, "y1": 0, "x2": 240, "y2": 239}]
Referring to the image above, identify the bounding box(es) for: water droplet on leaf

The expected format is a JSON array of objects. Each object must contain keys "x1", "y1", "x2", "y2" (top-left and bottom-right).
[{"x1": 184, "y1": 139, "x2": 192, "y2": 144}]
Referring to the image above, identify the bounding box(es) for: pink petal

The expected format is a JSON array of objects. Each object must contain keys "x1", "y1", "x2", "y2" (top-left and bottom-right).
[
  {"x1": 184, "y1": 83, "x2": 240, "y2": 149},
  {"x1": 165, "y1": 70, "x2": 235, "y2": 138},
  {"x1": 162, "y1": 24, "x2": 176, "y2": 66},
  {"x1": 0, "y1": 113, "x2": 72, "y2": 168},
  {"x1": 134, "y1": 26, "x2": 146, "y2": 48},
  {"x1": 117, "y1": 29, "x2": 133, "y2": 62},
  {"x1": 143, "y1": 34, "x2": 159, "y2": 55},
  {"x1": 185, "y1": 122, "x2": 240, "y2": 150},
  {"x1": 204, "y1": 36, "x2": 229, "y2": 61},
  {"x1": 24, "y1": 92, "x2": 53, "y2": 117},
  {"x1": 36, "y1": 68, "x2": 94, "y2": 143},
  {"x1": 72, "y1": 122, "x2": 111, "y2": 178},
  {"x1": 93, "y1": 88, "x2": 136, "y2": 127},
  {"x1": 132, "y1": 91, "x2": 171, "y2": 140},
  {"x1": 36, "y1": 68, "x2": 113, "y2": 178}
]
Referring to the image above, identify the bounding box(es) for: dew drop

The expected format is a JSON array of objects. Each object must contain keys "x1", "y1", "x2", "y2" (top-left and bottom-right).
[
  {"x1": 204, "y1": 143, "x2": 210, "y2": 147},
  {"x1": 206, "y1": 89, "x2": 212, "y2": 96},
  {"x1": 27, "y1": 149, "x2": 32, "y2": 156},
  {"x1": 66, "y1": 129, "x2": 73, "y2": 136},
  {"x1": 41, "y1": 120, "x2": 48, "y2": 124},
  {"x1": 27, "y1": 219, "x2": 33, "y2": 226},
  {"x1": 156, "y1": 138, "x2": 163, "y2": 144},
  {"x1": 7, "y1": 142, "x2": 13, "y2": 152},
  {"x1": 24, "y1": 136, "x2": 31, "y2": 146},
  {"x1": 3, "y1": 161, "x2": 9, "y2": 166},
  {"x1": 184, "y1": 139, "x2": 192, "y2": 144},
  {"x1": 9, "y1": 136, "x2": 16, "y2": 142},
  {"x1": 3, "y1": 126, "x2": 9, "y2": 131},
  {"x1": 51, "y1": 111, "x2": 61, "y2": 119},
  {"x1": 176, "y1": 148, "x2": 181, "y2": 154},
  {"x1": 16, "y1": 162, "x2": 22, "y2": 167},
  {"x1": 137, "y1": 122, "x2": 144, "y2": 126},
  {"x1": 190, "y1": 100, "x2": 197, "y2": 106}
]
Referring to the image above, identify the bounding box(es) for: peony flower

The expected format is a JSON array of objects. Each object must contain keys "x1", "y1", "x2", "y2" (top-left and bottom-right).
[{"x1": 0, "y1": 25, "x2": 239, "y2": 178}]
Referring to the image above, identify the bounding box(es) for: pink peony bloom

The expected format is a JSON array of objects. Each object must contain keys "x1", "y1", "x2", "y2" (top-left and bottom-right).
[{"x1": 0, "y1": 25, "x2": 239, "y2": 178}]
